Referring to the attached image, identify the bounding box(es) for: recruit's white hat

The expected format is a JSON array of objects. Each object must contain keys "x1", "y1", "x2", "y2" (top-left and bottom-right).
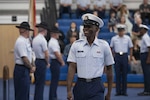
[
  {"x1": 82, "y1": 13, "x2": 104, "y2": 28},
  {"x1": 116, "y1": 24, "x2": 126, "y2": 29},
  {"x1": 139, "y1": 24, "x2": 149, "y2": 30}
]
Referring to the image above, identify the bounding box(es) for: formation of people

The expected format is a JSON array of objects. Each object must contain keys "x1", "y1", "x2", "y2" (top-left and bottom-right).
[{"x1": 13, "y1": 0, "x2": 150, "y2": 100}]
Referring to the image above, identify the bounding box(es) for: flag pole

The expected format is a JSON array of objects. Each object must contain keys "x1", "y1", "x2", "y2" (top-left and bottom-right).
[
  {"x1": 28, "y1": 0, "x2": 36, "y2": 84},
  {"x1": 28, "y1": 0, "x2": 37, "y2": 37}
]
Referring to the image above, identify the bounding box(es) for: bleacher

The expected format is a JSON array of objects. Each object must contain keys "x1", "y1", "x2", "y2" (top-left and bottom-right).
[
  {"x1": 45, "y1": 12, "x2": 144, "y2": 85},
  {"x1": 45, "y1": 67, "x2": 144, "y2": 84}
]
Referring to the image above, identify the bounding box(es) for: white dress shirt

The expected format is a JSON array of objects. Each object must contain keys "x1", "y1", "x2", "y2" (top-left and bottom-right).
[
  {"x1": 32, "y1": 33, "x2": 48, "y2": 59},
  {"x1": 93, "y1": 0, "x2": 106, "y2": 7},
  {"x1": 14, "y1": 36, "x2": 32, "y2": 64},
  {"x1": 60, "y1": 0, "x2": 72, "y2": 5},
  {"x1": 109, "y1": 0, "x2": 123, "y2": 6},
  {"x1": 140, "y1": 33, "x2": 150, "y2": 53},
  {"x1": 48, "y1": 37, "x2": 60, "y2": 59},
  {"x1": 110, "y1": 35, "x2": 133, "y2": 53},
  {"x1": 67, "y1": 38, "x2": 114, "y2": 79},
  {"x1": 76, "y1": 0, "x2": 90, "y2": 7}
]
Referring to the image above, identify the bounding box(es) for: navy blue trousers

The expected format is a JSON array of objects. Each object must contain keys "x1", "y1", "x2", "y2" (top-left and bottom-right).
[
  {"x1": 49, "y1": 59, "x2": 61, "y2": 100},
  {"x1": 34, "y1": 59, "x2": 47, "y2": 100},
  {"x1": 141, "y1": 53, "x2": 150, "y2": 92},
  {"x1": 13, "y1": 65, "x2": 30, "y2": 100},
  {"x1": 114, "y1": 53, "x2": 128, "y2": 94},
  {"x1": 73, "y1": 79, "x2": 105, "y2": 100}
]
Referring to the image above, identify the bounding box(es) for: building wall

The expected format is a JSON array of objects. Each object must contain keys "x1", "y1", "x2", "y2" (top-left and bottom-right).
[{"x1": 0, "y1": 25, "x2": 19, "y2": 78}]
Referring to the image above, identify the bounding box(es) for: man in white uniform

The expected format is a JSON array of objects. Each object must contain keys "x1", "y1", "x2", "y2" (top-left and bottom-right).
[
  {"x1": 32, "y1": 22, "x2": 50, "y2": 100},
  {"x1": 138, "y1": 24, "x2": 150, "y2": 96},
  {"x1": 110, "y1": 24, "x2": 133, "y2": 96},
  {"x1": 67, "y1": 13, "x2": 114, "y2": 100},
  {"x1": 14, "y1": 22, "x2": 36, "y2": 100},
  {"x1": 48, "y1": 27, "x2": 65, "y2": 100}
]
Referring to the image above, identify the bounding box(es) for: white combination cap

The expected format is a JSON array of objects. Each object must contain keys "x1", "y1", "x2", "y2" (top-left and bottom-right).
[
  {"x1": 116, "y1": 24, "x2": 126, "y2": 29},
  {"x1": 139, "y1": 24, "x2": 149, "y2": 30},
  {"x1": 82, "y1": 13, "x2": 104, "y2": 28}
]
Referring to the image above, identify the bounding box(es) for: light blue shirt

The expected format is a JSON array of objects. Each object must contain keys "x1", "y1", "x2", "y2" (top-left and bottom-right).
[
  {"x1": 140, "y1": 33, "x2": 150, "y2": 53},
  {"x1": 94, "y1": 0, "x2": 106, "y2": 7},
  {"x1": 48, "y1": 37, "x2": 60, "y2": 59},
  {"x1": 60, "y1": 0, "x2": 72, "y2": 4},
  {"x1": 32, "y1": 33, "x2": 48, "y2": 59},
  {"x1": 67, "y1": 38, "x2": 114, "y2": 78},
  {"x1": 110, "y1": 0, "x2": 123, "y2": 6},
  {"x1": 14, "y1": 36, "x2": 32, "y2": 64},
  {"x1": 77, "y1": 0, "x2": 90, "y2": 7},
  {"x1": 110, "y1": 35, "x2": 133, "y2": 53}
]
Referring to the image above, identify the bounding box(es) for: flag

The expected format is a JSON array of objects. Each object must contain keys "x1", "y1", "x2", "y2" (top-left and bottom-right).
[
  {"x1": 28, "y1": 0, "x2": 36, "y2": 84},
  {"x1": 28, "y1": 0, "x2": 37, "y2": 36}
]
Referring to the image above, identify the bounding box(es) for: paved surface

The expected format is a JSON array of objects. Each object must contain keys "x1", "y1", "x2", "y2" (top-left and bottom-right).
[{"x1": 0, "y1": 79, "x2": 150, "y2": 100}]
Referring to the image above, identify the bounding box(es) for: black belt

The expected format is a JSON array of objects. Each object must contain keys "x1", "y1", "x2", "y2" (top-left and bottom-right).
[
  {"x1": 15, "y1": 64, "x2": 30, "y2": 70},
  {"x1": 51, "y1": 59, "x2": 57, "y2": 60},
  {"x1": 141, "y1": 52, "x2": 148, "y2": 54},
  {"x1": 115, "y1": 52, "x2": 127, "y2": 56},
  {"x1": 78, "y1": 77, "x2": 101, "y2": 82},
  {"x1": 36, "y1": 58, "x2": 45, "y2": 60},
  {"x1": 15, "y1": 64, "x2": 25, "y2": 66}
]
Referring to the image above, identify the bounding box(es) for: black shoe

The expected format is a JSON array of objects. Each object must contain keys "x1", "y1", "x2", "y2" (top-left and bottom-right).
[
  {"x1": 138, "y1": 92, "x2": 150, "y2": 96},
  {"x1": 122, "y1": 93, "x2": 128, "y2": 96},
  {"x1": 115, "y1": 93, "x2": 121, "y2": 96}
]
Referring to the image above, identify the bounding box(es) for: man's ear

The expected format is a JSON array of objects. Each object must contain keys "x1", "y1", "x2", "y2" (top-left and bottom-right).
[
  {"x1": 96, "y1": 27, "x2": 100, "y2": 33},
  {"x1": 96, "y1": 28, "x2": 100, "y2": 36}
]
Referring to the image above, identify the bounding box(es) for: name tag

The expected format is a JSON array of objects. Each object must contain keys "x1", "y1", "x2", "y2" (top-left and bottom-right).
[
  {"x1": 77, "y1": 50, "x2": 84, "y2": 53},
  {"x1": 97, "y1": 51, "x2": 101, "y2": 53}
]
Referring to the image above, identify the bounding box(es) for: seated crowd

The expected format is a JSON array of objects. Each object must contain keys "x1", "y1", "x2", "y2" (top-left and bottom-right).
[
  {"x1": 59, "y1": 0, "x2": 150, "y2": 25},
  {"x1": 56, "y1": 0, "x2": 150, "y2": 75}
]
